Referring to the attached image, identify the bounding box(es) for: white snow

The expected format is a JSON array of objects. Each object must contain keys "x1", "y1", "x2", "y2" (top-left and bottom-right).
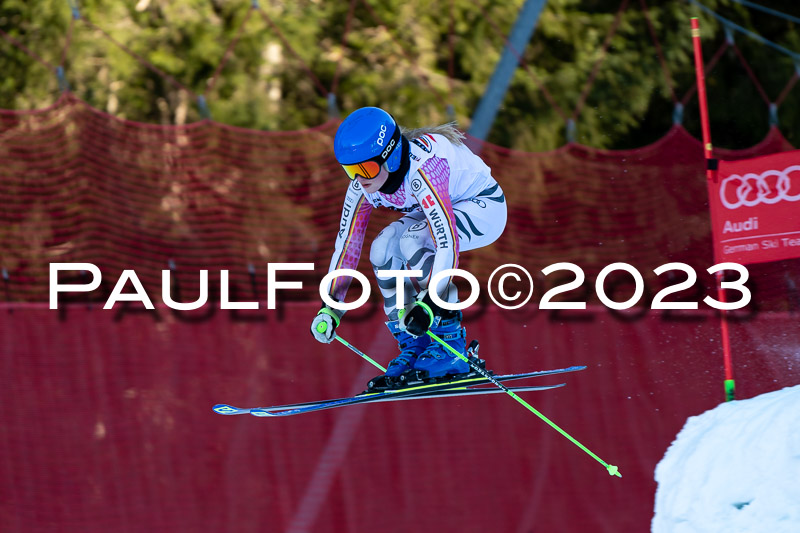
[{"x1": 652, "y1": 385, "x2": 800, "y2": 533}]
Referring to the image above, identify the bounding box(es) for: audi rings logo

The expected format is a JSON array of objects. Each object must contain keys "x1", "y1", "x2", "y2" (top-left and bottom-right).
[{"x1": 719, "y1": 166, "x2": 800, "y2": 209}]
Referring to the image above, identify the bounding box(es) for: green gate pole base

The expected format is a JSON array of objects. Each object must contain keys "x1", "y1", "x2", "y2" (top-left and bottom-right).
[{"x1": 724, "y1": 379, "x2": 736, "y2": 402}]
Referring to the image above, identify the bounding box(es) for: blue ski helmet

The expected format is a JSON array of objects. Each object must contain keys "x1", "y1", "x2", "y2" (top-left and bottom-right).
[{"x1": 333, "y1": 107, "x2": 403, "y2": 180}]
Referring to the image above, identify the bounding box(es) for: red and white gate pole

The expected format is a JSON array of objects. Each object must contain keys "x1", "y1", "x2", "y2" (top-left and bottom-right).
[{"x1": 691, "y1": 17, "x2": 736, "y2": 401}]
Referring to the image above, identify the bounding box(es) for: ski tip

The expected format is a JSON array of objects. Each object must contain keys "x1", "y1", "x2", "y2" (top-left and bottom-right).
[{"x1": 213, "y1": 404, "x2": 244, "y2": 415}]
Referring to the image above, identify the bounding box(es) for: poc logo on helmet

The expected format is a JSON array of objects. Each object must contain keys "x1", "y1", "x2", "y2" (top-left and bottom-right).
[
  {"x1": 376, "y1": 124, "x2": 387, "y2": 147},
  {"x1": 381, "y1": 138, "x2": 396, "y2": 159}
]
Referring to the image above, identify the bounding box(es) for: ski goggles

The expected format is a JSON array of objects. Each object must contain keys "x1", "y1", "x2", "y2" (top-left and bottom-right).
[
  {"x1": 341, "y1": 159, "x2": 384, "y2": 181},
  {"x1": 340, "y1": 127, "x2": 401, "y2": 181}
]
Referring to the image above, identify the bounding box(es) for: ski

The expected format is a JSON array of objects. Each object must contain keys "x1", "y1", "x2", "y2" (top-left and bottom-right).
[
  {"x1": 214, "y1": 383, "x2": 565, "y2": 416},
  {"x1": 213, "y1": 365, "x2": 585, "y2": 417}
]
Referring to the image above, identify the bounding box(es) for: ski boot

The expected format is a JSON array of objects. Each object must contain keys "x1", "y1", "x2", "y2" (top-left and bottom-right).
[
  {"x1": 366, "y1": 320, "x2": 430, "y2": 392},
  {"x1": 413, "y1": 311, "x2": 471, "y2": 379}
]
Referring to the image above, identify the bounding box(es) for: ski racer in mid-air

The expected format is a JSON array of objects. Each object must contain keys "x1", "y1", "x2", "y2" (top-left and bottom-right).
[{"x1": 310, "y1": 106, "x2": 507, "y2": 384}]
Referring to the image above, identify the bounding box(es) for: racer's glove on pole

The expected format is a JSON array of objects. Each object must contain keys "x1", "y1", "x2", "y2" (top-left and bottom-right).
[
  {"x1": 399, "y1": 290, "x2": 438, "y2": 338},
  {"x1": 311, "y1": 305, "x2": 344, "y2": 344}
]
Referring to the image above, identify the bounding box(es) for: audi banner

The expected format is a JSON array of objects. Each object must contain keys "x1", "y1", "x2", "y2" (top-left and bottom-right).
[{"x1": 708, "y1": 149, "x2": 800, "y2": 265}]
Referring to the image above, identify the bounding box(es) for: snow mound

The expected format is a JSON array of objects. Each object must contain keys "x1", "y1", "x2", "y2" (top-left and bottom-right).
[{"x1": 652, "y1": 385, "x2": 800, "y2": 533}]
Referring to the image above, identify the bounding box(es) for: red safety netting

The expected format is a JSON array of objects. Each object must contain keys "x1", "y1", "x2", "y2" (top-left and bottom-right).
[
  {"x1": 1, "y1": 92, "x2": 798, "y2": 310},
  {"x1": 1, "y1": 304, "x2": 799, "y2": 533},
  {"x1": 2, "y1": 94, "x2": 800, "y2": 533}
]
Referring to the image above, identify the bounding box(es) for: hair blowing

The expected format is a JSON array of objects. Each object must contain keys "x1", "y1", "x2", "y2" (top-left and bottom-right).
[{"x1": 400, "y1": 122, "x2": 465, "y2": 146}]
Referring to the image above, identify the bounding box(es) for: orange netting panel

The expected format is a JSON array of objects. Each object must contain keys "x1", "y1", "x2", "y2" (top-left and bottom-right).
[{"x1": 1, "y1": 93, "x2": 797, "y2": 310}]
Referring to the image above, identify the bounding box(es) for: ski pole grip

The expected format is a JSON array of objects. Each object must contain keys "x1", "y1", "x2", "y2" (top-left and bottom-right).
[{"x1": 316, "y1": 322, "x2": 328, "y2": 334}]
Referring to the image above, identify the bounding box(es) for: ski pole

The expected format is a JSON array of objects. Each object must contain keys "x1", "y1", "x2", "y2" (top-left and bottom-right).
[
  {"x1": 316, "y1": 322, "x2": 387, "y2": 372},
  {"x1": 426, "y1": 330, "x2": 621, "y2": 478},
  {"x1": 333, "y1": 334, "x2": 386, "y2": 372}
]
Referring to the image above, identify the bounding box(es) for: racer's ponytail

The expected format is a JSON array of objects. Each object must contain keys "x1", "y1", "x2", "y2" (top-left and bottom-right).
[{"x1": 400, "y1": 122, "x2": 465, "y2": 146}]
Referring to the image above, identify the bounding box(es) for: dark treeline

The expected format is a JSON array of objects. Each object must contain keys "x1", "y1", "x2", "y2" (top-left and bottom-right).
[{"x1": 1, "y1": 0, "x2": 798, "y2": 150}]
